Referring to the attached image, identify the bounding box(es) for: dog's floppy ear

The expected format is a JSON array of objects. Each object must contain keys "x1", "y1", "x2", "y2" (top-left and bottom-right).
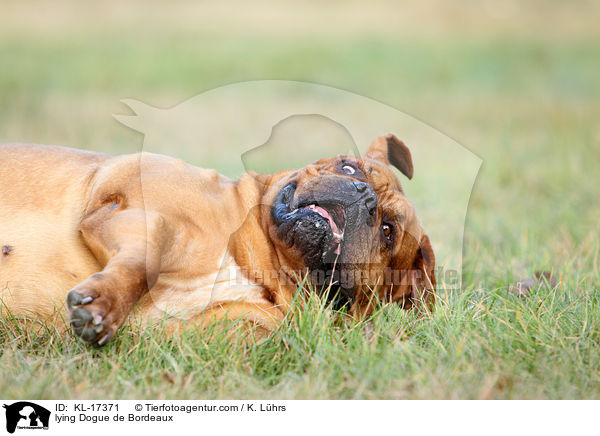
[
  {"x1": 410, "y1": 234, "x2": 436, "y2": 310},
  {"x1": 365, "y1": 133, "x2": 414, "y2": 179}
]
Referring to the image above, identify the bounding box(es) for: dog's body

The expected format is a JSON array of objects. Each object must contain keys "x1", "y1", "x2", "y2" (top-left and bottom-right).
[{"x1": 0, "y1": 135, "x2": 435, "y2": 346}]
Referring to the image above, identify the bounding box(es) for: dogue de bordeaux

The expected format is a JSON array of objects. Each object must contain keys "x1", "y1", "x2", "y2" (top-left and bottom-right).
[{"x1": 0, "y1": 134, "x2": 435, "y2": 346}]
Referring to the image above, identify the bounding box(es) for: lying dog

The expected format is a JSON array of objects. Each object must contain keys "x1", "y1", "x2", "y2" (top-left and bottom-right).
[{"x1": 0, "y1": 134, "x2": 435, "y2": 346}]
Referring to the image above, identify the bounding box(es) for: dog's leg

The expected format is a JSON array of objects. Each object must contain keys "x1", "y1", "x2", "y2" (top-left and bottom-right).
[
  {"x1": 67, "y1": 205, "x2": 169, "y2": 346},
  {"x1": 191, "y1": 301, "x2": 284, "y2": 341}
]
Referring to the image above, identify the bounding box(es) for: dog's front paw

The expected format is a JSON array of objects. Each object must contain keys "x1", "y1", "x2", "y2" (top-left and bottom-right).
[{"x1": 67, "y1": 289, "x2": 119, "y2": 347}]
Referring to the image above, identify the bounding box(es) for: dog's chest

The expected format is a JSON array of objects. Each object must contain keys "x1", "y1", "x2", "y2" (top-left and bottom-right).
[{"x1": 137, "y1": 250, "x2": 266, "y2": 324}]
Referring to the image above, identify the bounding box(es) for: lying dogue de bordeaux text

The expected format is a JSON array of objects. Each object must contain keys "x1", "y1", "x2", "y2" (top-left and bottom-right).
[{"x1": 0, "y1": 134, "x2": 435, "y2": 346}]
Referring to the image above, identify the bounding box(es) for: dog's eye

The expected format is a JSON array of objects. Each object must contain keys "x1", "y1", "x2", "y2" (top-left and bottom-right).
[
  {"x1": 341, "y1": 164, "x2": 356, "y2": 175},
  {"x1": 381, "y1": 223, "x2": 393, "y2": 241}
]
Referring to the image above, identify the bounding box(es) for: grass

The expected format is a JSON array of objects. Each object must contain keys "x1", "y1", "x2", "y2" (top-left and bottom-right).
[
  {"x1": 1, "y1": 1, "x2": 599, "y2": 399},
  {"x1": 2, "y1": 280, "x2": 599, "y2": 399}
]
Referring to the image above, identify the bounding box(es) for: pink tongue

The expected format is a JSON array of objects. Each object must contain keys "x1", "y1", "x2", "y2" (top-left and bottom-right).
[{"x1": 311, "y1": 205, "x2": 341, "y2": 235}]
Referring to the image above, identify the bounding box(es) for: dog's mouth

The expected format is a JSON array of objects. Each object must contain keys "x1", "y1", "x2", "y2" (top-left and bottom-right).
[
  {"x1": 270, "y1": 179, "x2": 378, "y2": 309},
  {"x1": 297, "y1": 202, "x2": 346, "y2": 255},
  {"x1": 271, "y1": 183, "x2": 351, "y2": 262}
]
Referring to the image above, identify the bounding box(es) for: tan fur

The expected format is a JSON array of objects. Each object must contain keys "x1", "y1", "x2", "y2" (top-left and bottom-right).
[{"x1": 0, "y1": 135, "x2": 435, "y2": 345}]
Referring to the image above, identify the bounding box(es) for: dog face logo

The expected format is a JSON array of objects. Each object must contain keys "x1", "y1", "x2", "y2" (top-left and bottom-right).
[
  {"x1": 2, "y1": 402, "x2": 50, "y2": 433},
  {"x1": 265, "y1": 134, "x2": 436, "y2": 312}
]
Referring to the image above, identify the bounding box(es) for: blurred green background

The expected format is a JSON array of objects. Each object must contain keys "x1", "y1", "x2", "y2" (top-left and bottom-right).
[{"x1": 2, "y1": 0, "x2": 598, "y2": 286}]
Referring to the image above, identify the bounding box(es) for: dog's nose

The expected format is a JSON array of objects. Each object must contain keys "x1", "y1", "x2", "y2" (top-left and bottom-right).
[
  {"x1": 352, "y1": 181, "x2": 378, "y2": 216},
  {"x1": 352, "y1": 181, "x2": 369, "y2": 193},
  {"x1": 364, "y1": 195, "x2": 377, "y2": 216}
]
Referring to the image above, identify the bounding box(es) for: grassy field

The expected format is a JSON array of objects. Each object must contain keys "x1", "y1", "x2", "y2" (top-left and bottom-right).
[{"x1": 1, "y1": 1, "x2": 599, "y2": 399}]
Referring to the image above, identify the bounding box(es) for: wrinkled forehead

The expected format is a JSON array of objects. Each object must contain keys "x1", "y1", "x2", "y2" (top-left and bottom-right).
[
  {"x1": 314, "y1": 155, "x2": 419, "y2": 222},
  {"x1": 360, "y1": 156, "x2": 404, "y2": 193},
  {"x1": 312, "y1": 155, "x2": 402, "y2": 189}
]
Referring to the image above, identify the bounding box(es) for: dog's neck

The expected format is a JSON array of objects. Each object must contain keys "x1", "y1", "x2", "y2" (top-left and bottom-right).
[{"x1": 226, "y1": 172, "x2": 300, "y2": 312}]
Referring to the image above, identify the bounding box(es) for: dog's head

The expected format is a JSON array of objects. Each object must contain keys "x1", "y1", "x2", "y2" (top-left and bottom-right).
[{"x1": 263, "y1": 133, "x2": 436, "y2": 314}]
